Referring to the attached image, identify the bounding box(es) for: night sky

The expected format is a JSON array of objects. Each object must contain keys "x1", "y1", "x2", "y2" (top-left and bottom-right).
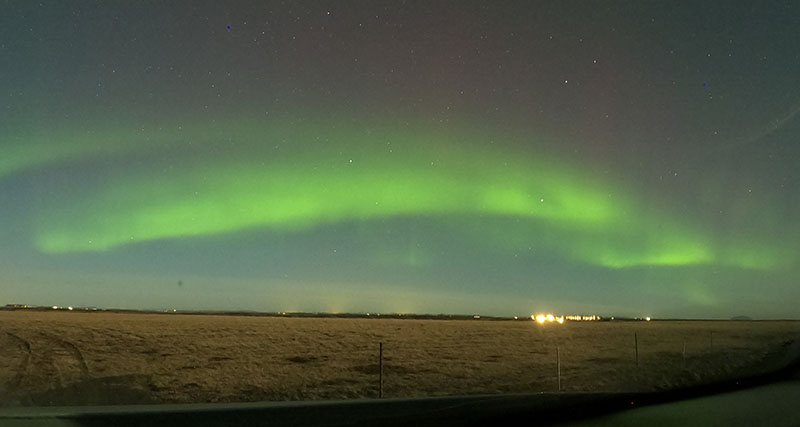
[{"x1": 2, "y1": 1, "x2": 798, "y2": 318}]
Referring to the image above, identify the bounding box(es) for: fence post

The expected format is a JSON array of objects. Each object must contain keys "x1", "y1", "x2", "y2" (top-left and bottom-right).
[
  {"x1": 556, "y1": 346, "x2": 561, "y2": 392},
  {"x1": 682, "y1": 339, "x2": 686, "y2": 368},
  {"x1": 379, "y1": 342, "x2": 383, "y2": 398}
]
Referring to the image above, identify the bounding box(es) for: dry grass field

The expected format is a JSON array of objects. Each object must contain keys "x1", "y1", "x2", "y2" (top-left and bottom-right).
[{"x1": 0, "y1": 310, "x2": 798, "y2": 407}]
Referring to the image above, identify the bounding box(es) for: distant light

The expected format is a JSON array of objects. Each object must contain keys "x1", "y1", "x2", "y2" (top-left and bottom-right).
[
  {"x1": 52, "y1": 306, "x2": 58, "y2": 310},
  {"x1": 68, "y1": 306, "x2": 73, "y2": 311},
  {"x1": 546, "y1": 314, "x2": 555, "y2": 322},
  {"x1": 565, "y1": 314, "x2": 599, "y2": 321},
  {"x1": 514, "y1": 316, "x2": 518, "y2": 320},
  {"x1": 646, "y1": 317, "x2": 651, "y2": 321},
  {"x1": 535, "y1": 314, "x2": 546, "y2": 323},
  {"x1": 473, "y1": 315, "x2": 481, "y2": 319},
  {"x1": 556, "y1": 316, "x2": 564, "y2": 324}
]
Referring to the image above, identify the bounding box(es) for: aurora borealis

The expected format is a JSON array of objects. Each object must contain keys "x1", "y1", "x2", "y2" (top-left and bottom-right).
[{"x1": 2, "y1": 2, "x2": 799, "y2": 318}]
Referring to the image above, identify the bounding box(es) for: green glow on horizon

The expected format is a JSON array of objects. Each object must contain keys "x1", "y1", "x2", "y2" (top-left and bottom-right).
[
  {"x1": 454, "y1": 213, "x2": 787, "y2": 271},
  {"x1": 22, "y1": 116, "x2": 794, "y2": 271}
]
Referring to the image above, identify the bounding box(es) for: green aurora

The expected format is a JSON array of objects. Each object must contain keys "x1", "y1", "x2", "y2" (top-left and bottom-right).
[
  {"x1": 3, "y1": 0, "x2": 800, "y2": 319},
  {"x1": 24, "y1": 117, "x2": 792, "y2": 272}
]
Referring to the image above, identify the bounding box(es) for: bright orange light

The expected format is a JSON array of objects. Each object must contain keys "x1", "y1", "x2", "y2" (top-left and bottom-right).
[{"x1": 533, "y1": 313, "x2": 566, "y2": 324}]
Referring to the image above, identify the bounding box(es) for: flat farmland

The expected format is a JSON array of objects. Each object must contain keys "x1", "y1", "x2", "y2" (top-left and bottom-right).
[{"x1": 0, "y1": 310, "x2": 797, "y2": 406}]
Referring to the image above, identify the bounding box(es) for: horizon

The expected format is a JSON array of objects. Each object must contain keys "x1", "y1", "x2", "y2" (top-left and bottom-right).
[{"x1": 4, "y1": 303, "x2": 793, "y2": 322}]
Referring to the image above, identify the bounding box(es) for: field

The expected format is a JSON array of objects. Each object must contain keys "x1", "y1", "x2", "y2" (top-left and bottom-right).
[{"x1": 0, "y1": 310, "x2": 798, "y2": 407}]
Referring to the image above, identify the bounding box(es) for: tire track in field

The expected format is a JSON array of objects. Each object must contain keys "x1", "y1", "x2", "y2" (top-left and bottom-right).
[
  {"x1": 2, "y1": 332, "x2": 31, "y2": 392},
  {"x1": 38, "y1": 332, "x2": 90, "y2": 378}
]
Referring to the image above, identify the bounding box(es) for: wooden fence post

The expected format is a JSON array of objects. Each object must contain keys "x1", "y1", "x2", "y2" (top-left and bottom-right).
[
  {"x1": 682, "y1": 339, "x2": 686, "y2": 368},
  {"x1": 379, "y1": 342, "x2": 383, "y2": 398},
  {"x1": 556, "y1": 346, "x2": 561, "y2": 392}
]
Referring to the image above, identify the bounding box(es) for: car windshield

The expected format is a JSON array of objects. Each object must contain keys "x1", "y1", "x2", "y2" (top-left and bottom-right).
[{"x1": 1, "y1": 1, "x2": 798, "y2": 408}]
